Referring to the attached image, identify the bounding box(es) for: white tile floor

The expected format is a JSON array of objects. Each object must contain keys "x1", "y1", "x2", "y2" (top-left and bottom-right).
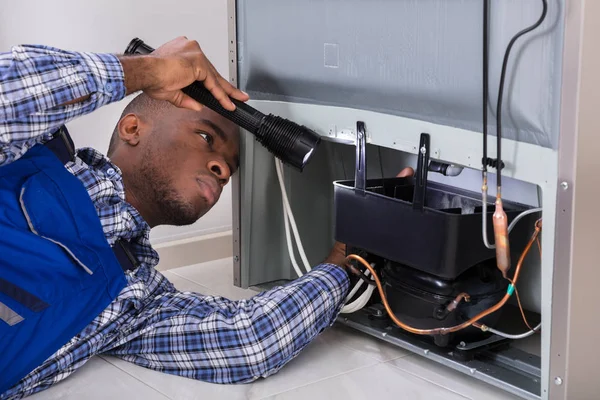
[{"x1": 28, "y1": 258, "x2": 522, "y2": 400}]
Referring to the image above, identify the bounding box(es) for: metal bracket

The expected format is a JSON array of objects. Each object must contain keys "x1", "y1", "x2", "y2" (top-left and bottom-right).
[
  {"x1": 354, "y1": 121, "x2": 367, "y2": 196},
  {"x1": 413, "y1": 133, "x2": 430, "y2": 210}
]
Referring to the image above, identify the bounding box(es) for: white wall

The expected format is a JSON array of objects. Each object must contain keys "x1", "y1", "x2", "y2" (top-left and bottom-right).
[{"x1": 0, "y1": 0, "x2": 233, "y2": 245}]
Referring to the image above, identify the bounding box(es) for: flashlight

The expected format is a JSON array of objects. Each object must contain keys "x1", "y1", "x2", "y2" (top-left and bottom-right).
[{"x1": 124, "y1": 38, "x2": 320, "y2": 171}]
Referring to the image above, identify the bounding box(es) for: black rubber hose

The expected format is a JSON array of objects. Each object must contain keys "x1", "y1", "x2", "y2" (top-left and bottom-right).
[{"x1": 495, "y1": 0, "x2": 548, "y2": 187}]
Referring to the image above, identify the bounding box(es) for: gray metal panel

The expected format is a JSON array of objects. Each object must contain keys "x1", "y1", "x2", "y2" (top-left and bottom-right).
[
  {"x1": 228, "y1": 0, "x2": 243, "y2": 287},
  {"x1": 236, "y1": 0, "x2": 564, "y2": 149},
  {"x1": 550, "y1": 0, "x2": 600, "y2": 398}
]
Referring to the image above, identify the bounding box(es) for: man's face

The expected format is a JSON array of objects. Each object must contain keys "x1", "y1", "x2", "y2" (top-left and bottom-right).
[{"x1": 132, "y1": 106, "x2": 239, "y2": 226}]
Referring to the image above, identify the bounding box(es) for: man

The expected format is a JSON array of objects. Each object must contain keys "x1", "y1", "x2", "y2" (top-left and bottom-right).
[{"x1": 0, "y1": 37, "x2": 412, "y2": 399}]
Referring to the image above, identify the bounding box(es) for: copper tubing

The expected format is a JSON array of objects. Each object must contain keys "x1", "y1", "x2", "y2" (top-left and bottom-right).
[
  {"x1": 446, "y1": 293, "x2": 471, "y2": 313},
  {"x1": 493, "y1": 195, "x2": 511, "y2": 279},
  {"x1": 344, "y1": 218, "x2": 542, "y2": 336}
]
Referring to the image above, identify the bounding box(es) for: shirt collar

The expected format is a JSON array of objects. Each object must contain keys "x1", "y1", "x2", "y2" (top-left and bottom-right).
[{"x1": 76, "y1": 147, "x2": 157, "y2": 266}]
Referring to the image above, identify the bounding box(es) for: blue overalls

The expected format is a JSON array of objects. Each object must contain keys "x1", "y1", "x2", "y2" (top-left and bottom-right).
[{"x1": 0, "y1": 128, "x2": 135, "y2": 392}]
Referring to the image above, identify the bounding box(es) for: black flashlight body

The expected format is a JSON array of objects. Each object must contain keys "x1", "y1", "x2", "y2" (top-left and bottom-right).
[{"x1": 124, "y1": 38, "x2": 320, "y2": 171}]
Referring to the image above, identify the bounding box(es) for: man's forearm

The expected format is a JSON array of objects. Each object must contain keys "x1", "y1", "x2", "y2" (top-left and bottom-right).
[
  {"x1": 55, "y1": 55, "x2": 159, "y2": 107},
  {"x1": 170, "y1": 264, "x2": 350, "y2": 384},
  {"x1": 118, "y1": 55, "x2": 162, "y2": 96}
]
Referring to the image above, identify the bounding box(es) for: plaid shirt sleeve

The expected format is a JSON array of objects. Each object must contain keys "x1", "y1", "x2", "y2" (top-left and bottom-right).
[
  {"x1": 108, "y1": 264, "x2": 351, "y2": 384},
  {"x1": 191, "y1": 264, "x2": 351, "y2": 382},
  {"x1": 0, "y1": 44, "x2": 126, "y2": 166}
]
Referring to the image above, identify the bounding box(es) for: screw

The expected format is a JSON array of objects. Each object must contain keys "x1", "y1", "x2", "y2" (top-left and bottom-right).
[
  {"x1": 554, "y1": 377, "x2": 563, "y2": 386},
  {"x1": 420, "y1": 146, "x2": 427, "y2": 154},
  {"x1": 459, "y1": 341, "x2": 466, "y2": 347},
  {"x1": 382, "y1": 332, "x2": 387, "y2": 337},
  {"x1": 234, "y1": 256, "x2": 239, "y2": 262},
  {"x1": 561, "y1": 181, "x2": 569, "y2": 190}
]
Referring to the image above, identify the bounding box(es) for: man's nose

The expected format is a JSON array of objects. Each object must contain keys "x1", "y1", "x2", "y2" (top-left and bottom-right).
[{"x1": 207, "y1": 159, "x2": 231, "y2": 186}]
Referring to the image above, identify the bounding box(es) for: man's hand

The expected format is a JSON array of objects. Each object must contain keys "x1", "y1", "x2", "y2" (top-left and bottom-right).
[
  {"x1": 119, "y1": 36, "x2": 249, "y2": 112},
  {"x1": 324, "y1": 166, "x2": 415, "y2": 267}
]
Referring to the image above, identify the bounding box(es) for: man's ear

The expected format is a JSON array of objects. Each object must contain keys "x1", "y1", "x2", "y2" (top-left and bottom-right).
[{"x1": 117, "y1": 113, "x2": 142, "y2": 146}]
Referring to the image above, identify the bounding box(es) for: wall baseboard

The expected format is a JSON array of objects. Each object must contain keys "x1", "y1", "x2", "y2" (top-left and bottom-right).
[{"x1": 153, "y1": 231, "x2": 233, "y2": 271}]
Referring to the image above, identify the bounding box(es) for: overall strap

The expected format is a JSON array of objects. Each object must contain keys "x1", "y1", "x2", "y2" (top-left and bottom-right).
[
  {"x1": 43, "y1": 126, "x2": 76, "y2": 164},
  {"x1": 45, "y1": 126, "x2": 138, "y2": 272}
]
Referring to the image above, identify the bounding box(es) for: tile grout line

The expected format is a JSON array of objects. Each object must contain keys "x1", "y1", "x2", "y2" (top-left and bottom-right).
[
  {"x1": 253, "y1": 361, "x2": 383, "y2": 400},
  {"x1": 100, "y1": 356, "x2": 175, "y2": 400}
]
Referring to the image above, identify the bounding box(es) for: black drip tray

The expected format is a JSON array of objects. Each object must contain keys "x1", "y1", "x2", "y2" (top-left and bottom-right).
[{"x1": 333, "y1": 176, "x2": 540, "y2": 279}]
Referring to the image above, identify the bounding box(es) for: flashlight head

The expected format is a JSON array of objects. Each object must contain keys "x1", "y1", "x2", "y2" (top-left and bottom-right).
[{"x1": 255, "y1": 115, "x2": 321, "y2": 171}]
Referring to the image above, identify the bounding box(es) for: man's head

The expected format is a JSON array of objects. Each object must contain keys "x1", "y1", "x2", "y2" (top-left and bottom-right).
[{"x1": 107, "y1": 93, "x2": 239, "y2": 228}]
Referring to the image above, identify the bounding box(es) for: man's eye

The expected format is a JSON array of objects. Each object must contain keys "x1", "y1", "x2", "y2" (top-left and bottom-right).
[{"x1": 198, "y1": 132, "x2": 213, "y2": 145}]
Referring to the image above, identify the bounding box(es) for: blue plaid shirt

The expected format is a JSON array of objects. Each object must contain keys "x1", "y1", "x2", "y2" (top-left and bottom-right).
[{"x1": 0, "y1": 45, "x2": 349, "y2": 399}]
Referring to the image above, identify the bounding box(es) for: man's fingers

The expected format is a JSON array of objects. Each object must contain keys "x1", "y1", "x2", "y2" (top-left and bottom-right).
[
  {"x1": 202, "y1": 73, "x2": 236, "y2": 111},
  {"x1": 165, "y1": 90, "x2": 203, "y2": 112},
  {"x1": 214, "y1": 70, "x2": 249, "y2": 102},
  {"x1": 396, "y1": 167, "x2": 414, "y2": 178},
  {"x1": 178, "y1": 93, "x2": 204, "y2": 112}
]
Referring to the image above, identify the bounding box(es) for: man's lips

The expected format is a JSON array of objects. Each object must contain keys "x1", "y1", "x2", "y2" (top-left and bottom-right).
[{"x1": 196, "y1": 178, "x2": 220, "y2": 205}]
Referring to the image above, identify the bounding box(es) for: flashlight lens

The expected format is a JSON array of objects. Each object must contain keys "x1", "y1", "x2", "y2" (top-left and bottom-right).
[{"x1": 255, "y1": 115, "x2": 320, "y2": 171}]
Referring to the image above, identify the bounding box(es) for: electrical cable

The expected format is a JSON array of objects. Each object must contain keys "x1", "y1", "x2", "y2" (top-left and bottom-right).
[
  {"x1": 281, "y1": 186, "x2": 305, "y2": 278},
  {"x1": 342, "y1": 270, "x2": 376, "y2": 314},
  {"x1": 344, "y1": 269, "x2": 369, "y2": 301},
  {"x1": 495, "y1": 0, "x2": 548, "y2": 190},
  {"x1": 344, "y1": 219, "x2": 542, "y2": 336},
  {"x1": 481, "y1": 0, "x2": 548, "y2": 249},
  {"x1": 482, "y1": 0, "x2": 489, "y2": 175},
  {"x1": 275, "y1": 159, "x2": 312, "y2": 273},
  {"x1": 275, "y1": 158, "x2": 371, "y2": 313},
  {"x1": 481, "y1": 0, "x2": 494, "y2": 250}
]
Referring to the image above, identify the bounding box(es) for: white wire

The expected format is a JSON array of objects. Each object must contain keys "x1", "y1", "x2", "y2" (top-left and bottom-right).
[
  {"x1": 277, "y1": 160, "x2": 305, "y2": 277},
  {"x1": 344, "y1": 269, "x2": 369, "y2": 302},
  {"x1": 275, "y1": 157, "x2": 370, "y2": 313},
  {"x1": 275, "y1": 159, "x2": 311, "y2": 272},
  {"x1": 485, "y1": 322, "x2": 541, "y2": 339},
  {"x1": 282, "y1": 187, "x2": 305, "y2": 278},
  {"x1": 341, "y1": 285, "x2": 376, "y2": 314},
  {"x1": 340, "y1": 269, "x2": 375, "y2": 314}
]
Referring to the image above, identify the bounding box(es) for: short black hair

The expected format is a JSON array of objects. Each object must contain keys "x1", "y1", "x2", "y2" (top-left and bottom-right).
[{"x1": 107, "y1": 93, "x2": 171, "y2": 157}]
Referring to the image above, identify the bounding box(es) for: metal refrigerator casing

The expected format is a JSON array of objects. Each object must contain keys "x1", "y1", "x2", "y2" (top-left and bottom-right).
[{"x1": 227, "y1": 0, "x2": 600, "y2": 398}]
